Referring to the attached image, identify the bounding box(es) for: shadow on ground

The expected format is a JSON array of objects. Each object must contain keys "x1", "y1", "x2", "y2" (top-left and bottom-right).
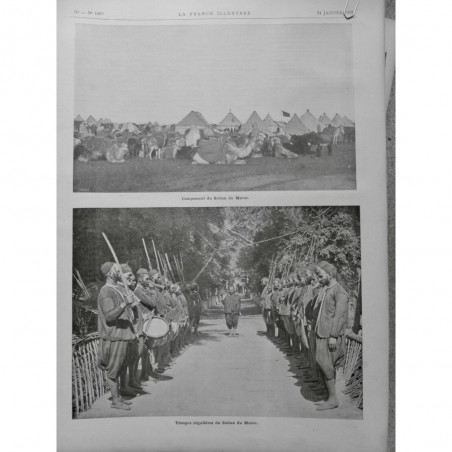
[{"x1": 256, "y1": 329, "x2": 329, "y2": 403}]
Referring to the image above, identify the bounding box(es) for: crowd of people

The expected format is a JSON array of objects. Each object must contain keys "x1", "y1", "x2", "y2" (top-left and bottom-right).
[
  {"x1": 96, "y1": 262, "x2": 203, "y2": 411},
  {"x1": 260, "y1": 260, "x2": 362, "y2": 411}
]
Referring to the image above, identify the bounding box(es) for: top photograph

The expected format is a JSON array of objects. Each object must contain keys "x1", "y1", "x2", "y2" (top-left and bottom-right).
[{"x1": 73, "y1": 23, "x2": 356, "y2": 192}]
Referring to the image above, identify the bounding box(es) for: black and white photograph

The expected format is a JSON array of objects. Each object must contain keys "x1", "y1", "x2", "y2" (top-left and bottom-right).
[
  {"x1": 73, "y1": 24, "x2": 356, "y2": 192},
  {"x1": 72, "y1": 206, "x2": 362, "y2": 420}
]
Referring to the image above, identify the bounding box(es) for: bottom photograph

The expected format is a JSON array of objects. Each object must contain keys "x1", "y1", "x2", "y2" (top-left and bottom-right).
[{"x1": 72, "y1": 206, "x2": 362, "y2": 420}]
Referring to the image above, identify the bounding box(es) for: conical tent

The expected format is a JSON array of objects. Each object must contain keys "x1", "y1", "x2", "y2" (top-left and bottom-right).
[
  {"x1": 218, "y1": 111, "x2": 242, "y2": 130},
  {"x1": 74, "y1": 114, "x2": 84, "y2": 122},
  {"x1": 342, "y1": 115, "x2": 355, "y2": 127},
  {"x1": 300, "y1": 109, "x2": 321, "y2": 132},
  {"x1": 120, "y1": 122, "x2": 139, "y2": 133},
  {"x1": 263, "y1": 114, "x2": 279, "y2": 133},
  {"x1": 331, "y1": 113, "x2": 345, "y2": 128},
  {"x1": 86, "y1": 115, "x2": 97, "y2": 126},
  {"x1": 241, "y1": 111, "x2": 270, "y2": 135},
  {"x1": 176, "y1": 111, "x2": 211, "y2": 133},
  {"x1": 319, "y1": 113, "x2": 332, "y2": 126},
  {"x1": 285, "y1": 114, "x2": 309, "y2": 136}
]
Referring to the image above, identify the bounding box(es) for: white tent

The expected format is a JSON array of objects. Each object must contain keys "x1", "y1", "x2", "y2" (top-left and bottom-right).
[
  {"x1": 263, "y1": 114, "x2": 279, "y2": 133},
  {"x1": 342, "y1": 115, "x2": 355, "y2": 127},
  {"x1": 120, "y1": 122, "x2": 139, "y2": 133},
  {"x1": 300, "y1": 109, "x2": 321, "y2": 132},
  {"x1": 319, "y1": 113, "x2": 332, "y2": 126},
  {"x1": 218, "y1": 111, "x2": 242, "y2": 131},
  {"x1": 331, "y1": 113, "x2": 346, "y2": 128},
  {"x1": 241, "y1": 111, "x2": 271, "y2": 135},
  {"x1": 176, "y1": 111, "x2": 212, "y2": 134},
  {"x1": 285, "y1": 114, "x2": 309, "y2": 136},
  {"x1": 86, "y1": 115, "x2": 97, "y2": 126}
]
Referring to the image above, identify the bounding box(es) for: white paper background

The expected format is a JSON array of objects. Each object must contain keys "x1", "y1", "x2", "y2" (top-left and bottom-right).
[{"x1": 5, "y1": 0, "x2": 452, "y2": 451}]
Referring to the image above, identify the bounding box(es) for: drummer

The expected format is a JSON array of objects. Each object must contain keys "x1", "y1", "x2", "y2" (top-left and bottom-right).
[
  {"x1": 117, "y1": 264, "x2": 146, "y2": 397},
  {"x1": 149, "y1": 271, "x2": 169, "y2": 316},
  {"x1": 133, "y1": 268, "x2": 156, "y2": 382}
]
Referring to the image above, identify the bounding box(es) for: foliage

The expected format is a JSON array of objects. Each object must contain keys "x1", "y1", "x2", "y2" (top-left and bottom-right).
[
  {"x1": 236, "y1": 207, "x2": 361, "y2": 293},
  {"x1": 73, "y1": 207, "x2": 231, "y2": 296}
]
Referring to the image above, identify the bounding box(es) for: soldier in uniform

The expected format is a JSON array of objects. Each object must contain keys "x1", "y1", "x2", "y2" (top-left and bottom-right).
[
  {"x1": 183, "y1": 282, "x2": 194, "y2": 341},
  {"x1": 133, "y1": 268, "x2": 158, "y2": 381},
  {"x1": 261, "y1": 277, "x2": 273, "y2": 336},
  {"x1": 97, "y1": 262, "x2": 137, "y2": 410},
  {"x1": 117, "y1": 265, "x2": 147, "y2": 395},
  {"x1": 190, "y1": 282, "x2": 203, "y2": 335},
  {"x1": 270, "y1": 278, "x2": 281, "y2": 338},
  {"x1": 314, "y1": 261, "x2": 349, "y2": 411},
  {"x1": 222, "y1": 284, "x2": 242, "y2": 336}
]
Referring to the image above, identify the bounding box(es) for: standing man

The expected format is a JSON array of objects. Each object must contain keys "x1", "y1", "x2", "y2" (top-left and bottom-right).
[
  {"x1": 314, "y1": 261, "x2": 349, "y2": 411},
  {"x1": 116, "y1": 264, "x2": 146, "y2": 397},
  {"x1": 133, "y1": 268, "x2": 157, "y2": 381},
  {"x1": 184, "y1": 283, "x2": 194, "y2": 341},
  {"x1": 222, "y1": 285, "x2": 241, "y2": 336},
  {"x1": 97, "y1": 262, "x2": 137, "y2": 411},
  {"x1": 191, "y1": 283, "x2": 203, "y2": 335}
]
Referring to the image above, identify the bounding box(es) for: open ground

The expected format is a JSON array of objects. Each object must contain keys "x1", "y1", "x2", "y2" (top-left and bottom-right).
[{"x1": 73, "y1": 144, "x2": 356, "y2": 192}]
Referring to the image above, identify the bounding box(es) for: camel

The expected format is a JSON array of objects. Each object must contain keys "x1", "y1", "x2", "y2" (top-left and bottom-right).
[{"x1": 224, "y1": 135, "x2": 258, "y2": 164}]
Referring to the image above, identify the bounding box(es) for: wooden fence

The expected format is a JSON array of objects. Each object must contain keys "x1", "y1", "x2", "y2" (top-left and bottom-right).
[
  {"x1": 72, "y1": 333, "x2": 107, "y2": 418},
  {"x1": 342, "y1": 331, "x2": 363, "y2": 409}
]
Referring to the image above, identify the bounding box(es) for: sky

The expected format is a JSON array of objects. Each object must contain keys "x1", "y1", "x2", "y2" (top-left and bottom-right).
[{"x1": 75, "y1": 23, "x2": 355, "y2": 124}]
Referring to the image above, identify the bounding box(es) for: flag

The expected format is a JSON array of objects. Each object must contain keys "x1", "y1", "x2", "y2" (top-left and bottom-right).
[{"x1": 282, "y1": 111, "x2": 290, "y2": 117}]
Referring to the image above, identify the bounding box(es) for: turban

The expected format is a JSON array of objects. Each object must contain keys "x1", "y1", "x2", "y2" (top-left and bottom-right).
[
  {"x1": 100, "y1": 262, "x2": 114, "y2": 276},
  {"x1": 149, "y1": 269, "x2": 159, "y2": 279},
  {"x1": 120, "y1": 263, "x2": 132, "y2": 274},
  {"x1": 136, "y1": 268, "x2": 148, "y2": 279},
  {"x1": 317, "y1": 261, "x2": 337, "y2": 278}
]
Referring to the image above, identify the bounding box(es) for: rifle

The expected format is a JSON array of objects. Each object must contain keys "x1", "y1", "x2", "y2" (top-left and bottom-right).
[
  {"x1": 152, "y1": 239, "x2": 161, "y2": 275},
  {"x1": 142, "y1": 238, "x2": 153, "y2": 271},
  {"x1": 165, "y1": 253, "x2": 176, "y2": 281}
]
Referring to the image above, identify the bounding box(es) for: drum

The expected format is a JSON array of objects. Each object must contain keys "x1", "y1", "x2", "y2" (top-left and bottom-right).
[{"x1": 143, "y1": 316, "x2": 169, "y2": 339}]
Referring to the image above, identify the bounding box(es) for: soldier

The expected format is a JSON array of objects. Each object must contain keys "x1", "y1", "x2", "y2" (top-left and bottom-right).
[
  {"x1": 270, "y1": 278, "x2": 281, "y2": 338},
  {"x1": 183, "y1": 282, "x2": 195, "y2": 341},
  {"x1": 116, "y1": 264, "x2": 147, "y2": 396},
  {"x1": 222, "y1": 284, "x2": 242, "y2": 336},
  {"x1": 97, "y1": 262, "x2": 137, "y2": 410},
  {"x1": 176, "y1": 284, "x2": 190, "y2": 346},
  {"x1": 261, "y1": 277, "x2": 273, "y2": 336},
  {"x1": 133, "y1": 268, "x2": 158, "y2": 381},
  {"x1": 314, "y1": 261, "x2": 349, "y2": 411},
  {"x1": 190, "y1": 282, "x2": 203, "y2": 335}
]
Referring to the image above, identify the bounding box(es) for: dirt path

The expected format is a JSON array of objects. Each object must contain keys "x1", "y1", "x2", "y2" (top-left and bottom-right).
[{"x1": 79, "y1": 302, "x2": 362, "y2": 420}]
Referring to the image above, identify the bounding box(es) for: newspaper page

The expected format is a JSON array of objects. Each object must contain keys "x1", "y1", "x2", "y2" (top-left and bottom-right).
[{"x1": 58, "y1": 0, "x2": 388, "y2": 451}]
